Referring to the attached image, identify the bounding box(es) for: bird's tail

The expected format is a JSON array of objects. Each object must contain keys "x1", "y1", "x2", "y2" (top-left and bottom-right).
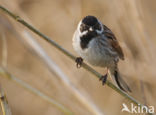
[{"x1": 108, "y1": 67, "x2": 131, "y2": 92}]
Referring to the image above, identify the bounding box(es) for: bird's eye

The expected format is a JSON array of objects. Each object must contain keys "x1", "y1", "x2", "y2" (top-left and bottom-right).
[
  {"x1": 94, "y1": 23, "x2": 101, "y2": 30},
  {"x1": 84, "y1": 26, "x2": 89, "y2": 30},
  {"x1": 80, "y1": 24, "x2": 89, "y2": 32}
]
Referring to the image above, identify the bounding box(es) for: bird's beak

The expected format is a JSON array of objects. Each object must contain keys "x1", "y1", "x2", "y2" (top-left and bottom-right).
[{"x1": 89, "y1": 27, "x2": 93, "y2": 31}]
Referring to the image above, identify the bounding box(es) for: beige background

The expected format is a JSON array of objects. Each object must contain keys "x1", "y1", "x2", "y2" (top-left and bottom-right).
[{"x1": 0, "y1": 0, "x2": 156, "y2": 115}]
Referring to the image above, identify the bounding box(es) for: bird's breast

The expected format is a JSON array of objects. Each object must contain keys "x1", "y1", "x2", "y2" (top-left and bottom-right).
[
  {"x1": 83, "y1": 39, "x2": 114, "y2": 67},
  {"x1": 80, "y1": 31, "x2": 97, "y2": 49},
  {"x1": 72, "y1": 31, "x2": 117, "y2": 67}
]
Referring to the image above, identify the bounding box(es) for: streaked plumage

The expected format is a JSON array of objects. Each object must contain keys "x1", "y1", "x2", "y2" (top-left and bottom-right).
[{"x1": 72, "y1": 15, "x2": 131, "y2": 92}]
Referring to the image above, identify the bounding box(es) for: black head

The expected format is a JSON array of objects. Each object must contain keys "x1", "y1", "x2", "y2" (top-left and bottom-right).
[
  {"x1": 80, "y1": 15, "x2": 102, "y2": 33},
  {"x1": 82, "y1": 16, "x2": 98, "y2": 26}
]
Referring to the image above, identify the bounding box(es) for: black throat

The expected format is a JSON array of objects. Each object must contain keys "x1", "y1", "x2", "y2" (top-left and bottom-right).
[{"x1": 80, "y1": 31, "x2": 97, "y2": 49}]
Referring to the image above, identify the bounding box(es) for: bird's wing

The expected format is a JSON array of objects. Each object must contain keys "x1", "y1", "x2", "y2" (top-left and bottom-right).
[{"x1": 103, "y1": 25, "x2": 124, "y2": 60}]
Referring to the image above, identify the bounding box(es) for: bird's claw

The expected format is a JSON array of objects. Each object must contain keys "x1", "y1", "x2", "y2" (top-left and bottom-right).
[
  {"x1": 75, "y1": 57, "x2": 83, "y2": 68},
  {"x1": 99, "y1": 74, "x2": 108, "y2": 85}
]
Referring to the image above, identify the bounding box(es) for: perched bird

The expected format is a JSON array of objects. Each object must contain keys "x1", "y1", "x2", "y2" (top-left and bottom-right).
[{"x1": 72, "y1": 15, "x2": 131, "y2": 92}]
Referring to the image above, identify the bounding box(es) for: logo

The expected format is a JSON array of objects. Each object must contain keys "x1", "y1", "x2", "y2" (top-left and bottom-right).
[{"x1": 121, "y1": 103, "x2": 155, "y2": 114}]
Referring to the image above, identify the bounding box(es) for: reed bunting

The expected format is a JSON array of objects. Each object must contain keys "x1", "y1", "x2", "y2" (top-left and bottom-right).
[{"x1": 72, "y1": 15, "x2": 131, "y2": 92}]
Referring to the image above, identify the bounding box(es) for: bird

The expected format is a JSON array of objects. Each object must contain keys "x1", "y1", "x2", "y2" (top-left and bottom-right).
[{"x1": 72, "y1": 15, "x2": 131, "y2": 92}]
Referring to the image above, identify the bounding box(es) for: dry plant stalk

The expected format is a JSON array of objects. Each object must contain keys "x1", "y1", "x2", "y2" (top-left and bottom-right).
[
  {"x1": 0, "y1": 5, "x2": 153, "y2": 115},
  {"x1": 0, "y1": 67, "x2": 72, "y2": 115},
  {"x1": 0, "y1": 86, "x2": 12, "y2": 115},
  {"x1": 1, "y1": 33, "x2": 7, "y2": 67},
  {"x1": 21, "y1": 31, "x2": 103, "y2": 115},
  {"x1": 0, "y1": 6, "x2": 102, "y2": 114}
]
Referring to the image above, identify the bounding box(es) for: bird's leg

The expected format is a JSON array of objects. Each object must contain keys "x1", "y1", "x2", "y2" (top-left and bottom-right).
[
  {"x1": 75, "y1": 57, "x2": 83, "y2": 68},
  {"x1": 99, "y1": 68, "x2": 108, "y2": 85}
]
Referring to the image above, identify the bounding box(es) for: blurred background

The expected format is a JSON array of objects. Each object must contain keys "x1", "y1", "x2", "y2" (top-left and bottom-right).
[{"x1": 0, "y1": 0, "x2": 156, "y2": 115}]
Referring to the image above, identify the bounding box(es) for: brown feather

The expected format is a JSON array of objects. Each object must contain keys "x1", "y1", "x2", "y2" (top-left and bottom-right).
[{"x1": 103, "y1": 25, "x2": 124, "y2": 60}]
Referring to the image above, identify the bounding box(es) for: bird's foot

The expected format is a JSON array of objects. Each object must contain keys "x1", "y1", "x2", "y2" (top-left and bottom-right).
[
  {"x1": 75, "y1": 57, "x2": 83, "y2": 68},
  {"x1": 99, "y1": 74, "x2": 108, "y2": 85}
]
